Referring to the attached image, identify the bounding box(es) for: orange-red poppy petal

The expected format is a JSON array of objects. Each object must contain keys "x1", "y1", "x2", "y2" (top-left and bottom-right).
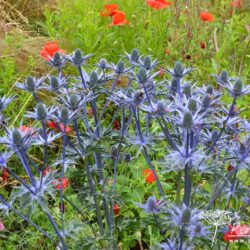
[
  {"x1": 100, "y1": 4, "x2": 119, "y2": 16},
  {"x1": 147, "y1": 0, "x2": 172, "y2": 10}
]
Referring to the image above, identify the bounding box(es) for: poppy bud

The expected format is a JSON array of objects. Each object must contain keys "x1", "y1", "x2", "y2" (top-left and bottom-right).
[
  {"x1": 89, "y1": 71, "x2": 98, "y2": 86},
  {"x1": 233, "y1": 79, "x2": 243, "y2": 96},
  {"x1": 70, "y1": 94, "x2": 78, "y2": 109},
  {"x1": 12, "y1": 129, "x2": 22, "y2": 146},
  {"x1": 73, "y1": 48, "x2": 83, "y2": 66},
  {"x1": 98, "y1": 58, "x2": 108, "y2": 69},
  {"x1": 26, "y1": 76, "x2": 35, "y2": 92},
  {"x1": 211, "y1": 130, "x2": 219, "y2": 141},
  {"x1": 2, "y1": 167, "x2": 9, "y2": 182},
  {"x1": 138, "y1": 68, "x2": 147, "y2": 83},
  {"x1": 113, "y1": 120, "x2": 120, "y2": 130},
  {"x1": 181, "y1": 207, "x2": 191, "y2": 225},
  {"x1": 164, "y1": 48, "x2": 170, "y2": 55},
  {"x1": 116, "y1": 60, "x2": 125, "y2": 74},
  {"x1": 188, "y1": 99, "x2": 197, "y2": 114},
  {"x1": 50, "y1": 76, "x2": 59, "y2": 91},
  {"x1": 131, "y1": 48, "x2": 139, "y2": 62},
  {"x1": 183, "y1": 83, "x2": 191, "y2": 97},
  {"x1": 200, "y1": 41, "x2": 206, "y2": 49},
  {"x1": 220, "y1": 70, "x2": 228, "y2": 83},
  {"x1": 133, "y1": 90, "x2": 144, "y2": 106},
  {"x1": 36, "y1": 103, "x2": 47, "y2": 121},
  {"x1": 60, "y1": 107, "x2": 69, "y2": 125},
  {"x1": 113, "y1": 203, "x2": 120, "y2": 216},
  {"x1": 206, "y1": 85, "x2": 213, "y2": 95},
  {"x1": 174, "y1": 62, "x2": 183, "y2": 77},
  {"x1": 183, "y1": 111, "x2": 193, "y2": 129},
  {"x1": 143, "y1": 56, "x2": 151, "y2": 70},
  {"x1": 157, "y1": 101, "x2": 167, "y2": 115},
  {"x1": 202, "y1": 95, "x2": 211, "y2": 109}
]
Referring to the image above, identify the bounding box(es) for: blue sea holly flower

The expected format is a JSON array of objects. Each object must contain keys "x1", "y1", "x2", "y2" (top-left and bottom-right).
[
  {"x1": 26, "y1": 103, "x2": 56, "y2": 122},
  {"x1": 16, "y1": 76, "x2": 45, "y2": 93},
  {"x1": 44, "y1": 73, "x2": 68, "y2": 92},
  {"x1": 96, "y1": 58, "x2": 109, "y2": 70},
  {"x1": 123, "y1": 48, "x2": 140, "y2": 64},
  {"x1": 47, "y1": 52, "x2": 67, "y2": 69},
  {"x1": 66, "y1": 48, "x2": 92, "y2": 67},
  {"x1": 158, "y1": 238, "x2": 193, "y2": 250},
  {"x1": 135, "y1": 196, "x2": 165, "y2": 214},
  {"x1": 189, "y1": 222, "x2": 209, "y2": 240},
  {"x1": 165, "y1": 61, "x2": 194, "y2": 78},
  {"x1": 109, "y1": 60, "x2": 130, "y2": 75}
]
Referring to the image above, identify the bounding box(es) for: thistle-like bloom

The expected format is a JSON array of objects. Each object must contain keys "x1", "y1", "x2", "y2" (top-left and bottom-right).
[
  {"x1": 140, "y1": 100, "x2": 173, "y2": 117},
  {"x1": 16, "y1": 76, "x2": 45, "y2": 93},
  {"x1": 135, "y1": 196, "x2": 165, "y2": 214},
  {"x1": 96, "y1": 58, "x2": 110, "y2": 70},
  {"x1": 135, "y1": 55, "x2": 158, "y2": 71},
  {"x1": 47, "y1": 52, "x2": 67, "y2": 69},
  {"x1": 26, "y1": 103, "x2": 56, "y2": 122},
  {"x1": 53, "y1": 107, "x2": 78, "y2": 126},
  {"x1": 218, "y1": 78, "x2": 250, "y2": 97},
  {"x1": 135, "y1": 67, "x2": 158, "y2": 91},
  {"x1": 159, "y1": 239, "x2": 193, "y2": 250},
  {"x1": 189, "y1": 222, "x2": 209, "y2": 240},
  {"x1": 44, "y1": 73, "x2": 67, "y2": 92},
  {"x1": 123, "y1": 48, "x2": 140, "y2": 64},
  {"x1": 33, "y1": 130, "x2": 62, "y2": 146},
  {"x1": 40, "y1": 41, "x2": 65, "y2": 61},
  {"x1": 165, "y1": 62, "x2": 194, "y2": 78},
  {"x1": 66, "y1": 48, "x2": 92, "y2": 67},
  {"x1": 167, "y1": 204, "x2": 201, "y2": 229},
  {"x1": 109, "y1": 60, "x2": 130, "y2": 75},
  {"x1": 0, "y1": 127, "x2": 34, "y2": 152}
]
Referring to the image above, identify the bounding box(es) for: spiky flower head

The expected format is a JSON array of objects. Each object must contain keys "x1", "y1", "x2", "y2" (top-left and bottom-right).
[
  {"x1": 131, "y1": 48, "x2": 139, "y2": 62},
  {"x1": 170, "y1": 77, "x2": 178, "y2": 93},
  {"x1": 206, "y1": 85, "x2": 213, "y2": 95},
  {"x1": 50, "y1": 76, "x2": 59, "y2": 91},
  {"x1": 183, "y1": 83, "x2": 191, "y2": 98},
  {"x1": 26, "y1": 76, "x2": 36, "y2": 92},
  {"x1": 143, "y1": 56, "x2": 151, "y2": 70},
  {"x1": 116, "y1": 60, "x2": 125, "y2": 74},
  {"x1": 202, "y1": 94, "x2": 211, "y2": 109},
  {"x1": 133, "y1": 90, "x2": 144, "y2": 106},
  {"x1": 89, "y1": 71, "x2": 98, "y2": 87},
  {"x1": 211, "y1": 130, "x2": 219, "y2": 141},
  {"x1": 181, "y1": 207, "x2": 192, "y2": 225},
  {"x1": 220, "y1": 70, "x2": 228, "y2": 83},
  {"x1": 73, "y1": 48, "x2": 84, "y2": 66},
  {"x1": 70, "y1": 94, "x2": 79, "y2": 109},
  {"x1": 60, "y1": 107, "x2": 69, "y2": 125},
  {"x1": 157, "y1": 101, "x2": 168, "y2": 115},
  {"x1": 183, "y1": 111, "x2": 193, "y2": 129},
  {"x1": 188, "y1": 99, "x2": 197, "y2": 114},
  {"x1": 137, "y1": 68, "x2": 147, "y2": 84},
  {"x1": 12, "y1": 129, "x2": 22, "y2": 146},
  {"x1": 135, "y1": 196, "x2": 165, "y2": 214},
  {"x1": 174, "y1": 62, "x2": 183, "y2": 77},
  {"x1": 36, "y1": 103, "x2": 47, "y2": 121},
  {"x1": 97, "y1": 58, "x2": 108, "y2": 69},
  {"x1": 233, "y1": 79, "x2": 243, "y2": 96}
]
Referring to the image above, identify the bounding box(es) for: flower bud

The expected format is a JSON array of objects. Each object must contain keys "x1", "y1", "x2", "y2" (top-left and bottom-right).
[
  {"x1": 133, "y1": 90, "x2": 144, "y2": 106},
  {"x1": 181, "y1": 207, "x2": 191, "y2": 225},
  {"x1": 206, "y1": 85, "x2": 213, "y2": 95},
  {"x1": 188, "y1": 99, "x2": 197, "y2": 113},
  {"x1": 26, "y1": 76, "x2": 35, "y2": 92},
  {"x1": 220, "y1": 70, "x2": 228, "y2": 83},
  {"x1": 70, "y1": 94, "x2": 78, "y2": 109},
  {"x1": 202, "y1": 95, "x2": 211, "y2": 109},
  {"x1": 157, "y1": 101, "x2": 167, "y2": 115},
  {"x1": 143, "y1": 56, "x2": 151, "y2": 70},
  {"x1": 60, "y1": 107, "x2": 69, "y2": 124},
  {"x1": 131, "y1": 48, "x2": 139, "y2": 62},
  {"x1": 89, "y1": 71, "x2": 98, "y2": 86},
  {"x1": 50, "y1": 76, "x2": 59, "y2": 91},
  {"x1": 12, "y1": 129, "x2": 22, "y2": 146},
  {"x1": 233, "y1": 79, "x2": 243, "y2": 96},
  {"x1": 36, "y1": 103, "x2": 47, "y2": 121},
  {"x1": 183, "y1": 83, "x2": 191, "y2": 97},
  {"x1": 183, "y1": 111, "x2": 193, "y2": 129},
  {"x1": 211, "y1": 130, "x2": 219, "y2": 141},
  {"x1": 98, "y1": 58, "x2": 107, "y2": 69},
  {"x1": 116, "y1": 60, "x2": 125, "y2": 74},
  {"x1": 174, "y1": 61, "x2": 183, "y2": 77},
  {"x1": 138, "y1": 68, "x2": 147, "y2": 83},
  {"x1": 73, "y1": 48, "x2": 83, "y2": 66}
]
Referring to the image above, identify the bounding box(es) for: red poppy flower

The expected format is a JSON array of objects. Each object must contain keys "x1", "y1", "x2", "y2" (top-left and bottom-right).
[
  {"x1": 40, "y1": 42, "x2": 65, "y2": 61},
  {"x1": 48, "y1": 121, "x2": 71, "y2": 134},
  {"x1": 109, "y1": 11, "x2": 129, "y2": 27},
  {"x1": 229, "y1": 0, "x2": 242, "y2": 7},
  {"x1": 227, "y1": 165, "x2": 234, "y2": 171},
  {"x1": 164, "y1": 48, "x2": 170, "y2": 55},
  {"x1": 113, "y1": 120, "x2": 120, "y2": 130},
  {"x1": 113, "y1": 203, "x2": 120, "y2": 215},
  {"x1": 142, "y1": 169, "x2": 156, "y2": 183},
  {"x1": 224, "y1": 224, "x2": 250, "y2": 242},
  {"x1": 146, "y1": 0, "x2": 172, "y2": 10},
  {"x1": 200, "y1": 11, "x2": 214, "y2": 22},
  {"x1": 2, "y1": 167, "x2": 9, "y2": 182},
  {"x1": 100, "y1": 4, "x2": 119, "y2": 17},
  {"x1": 52, "y1": 177, "x2": 68, "y2": 190},
  {"x1": 200, "y1": 41, "x2": 206, "y2": 49}
]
